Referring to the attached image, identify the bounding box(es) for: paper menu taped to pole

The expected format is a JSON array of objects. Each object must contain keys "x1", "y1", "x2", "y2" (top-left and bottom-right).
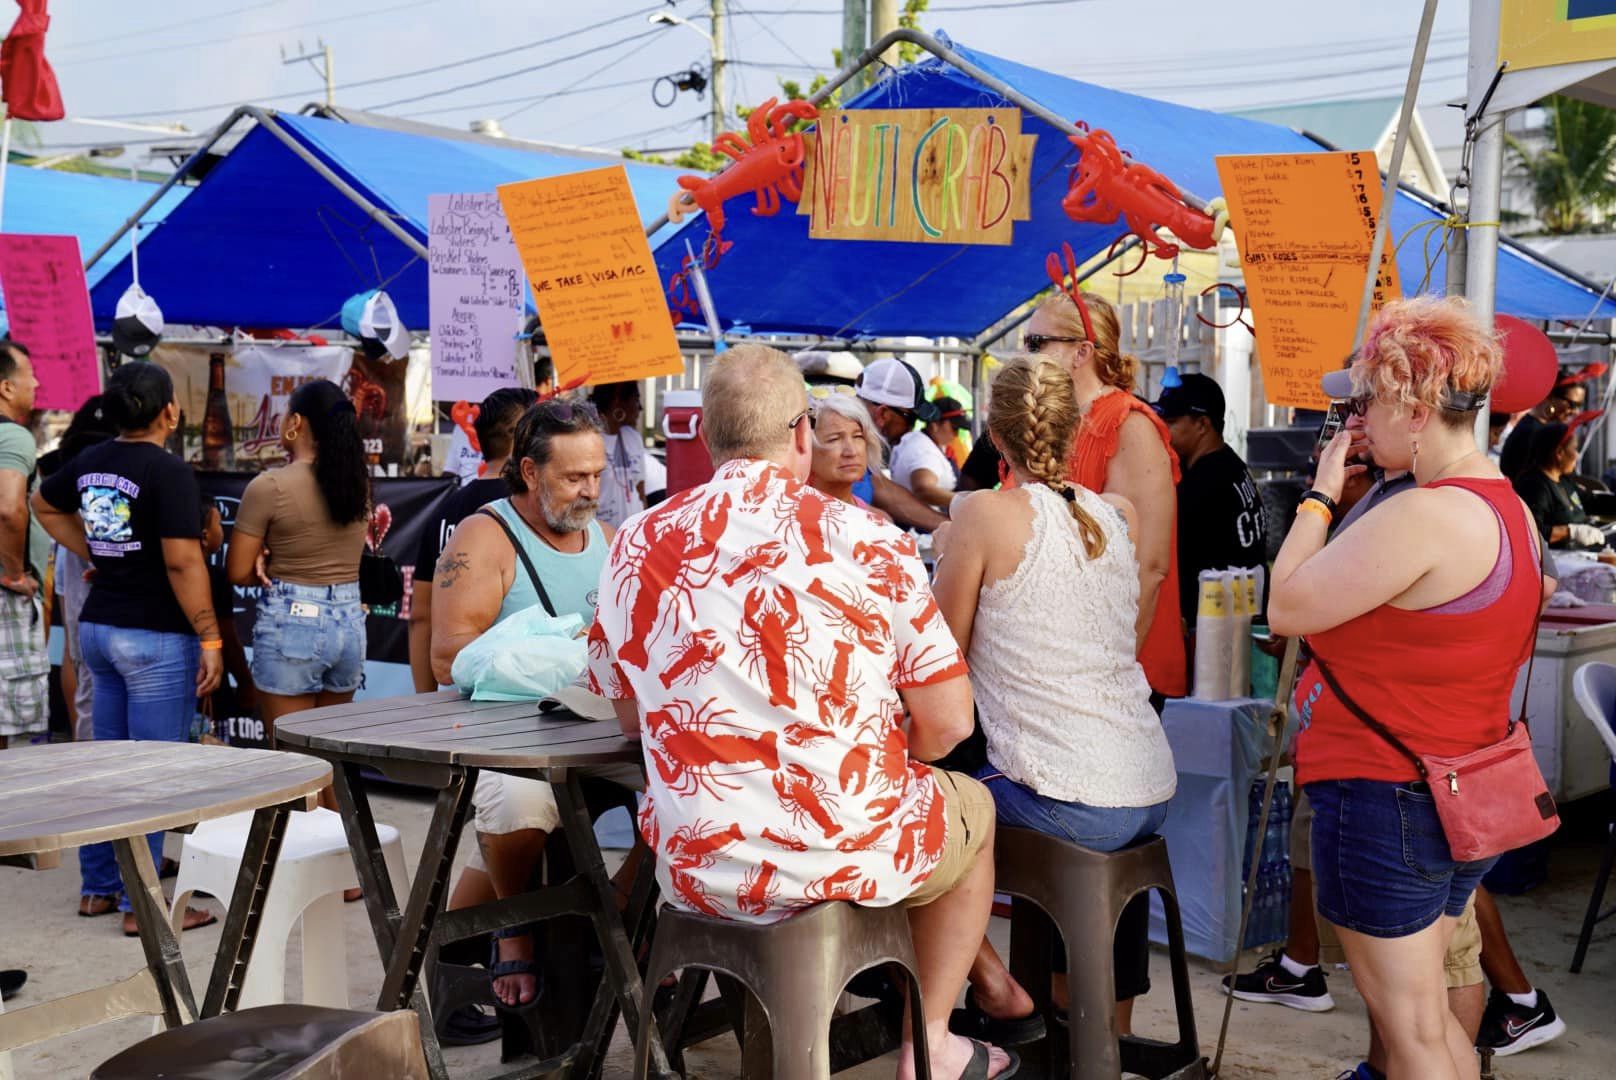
[
  {"x1": 0, "y1": 234, "x2": 101, "y2": 411},
  {"x1": 497, "y1": 166, "x2": 682, "y2": 386},
  {"x1": 1215, "y1": 151, "x2": 1402, "y2": 411},
  {"x1": 428, "y1": 193, "x2": 524, "y2": 402}
]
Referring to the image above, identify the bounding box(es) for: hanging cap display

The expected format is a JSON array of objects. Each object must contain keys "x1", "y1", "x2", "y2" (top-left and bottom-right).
[
  {"x1": 341, "y1": 288, "x2": 410, "y2": 361},
  {"x1": 111, "y1": 285, "x2": 164, "y2": 358}
]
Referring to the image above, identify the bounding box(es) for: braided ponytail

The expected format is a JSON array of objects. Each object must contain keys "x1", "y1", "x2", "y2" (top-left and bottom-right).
[{"x1": 988, "y1": 355, "x2": 1108, "y2": 559}]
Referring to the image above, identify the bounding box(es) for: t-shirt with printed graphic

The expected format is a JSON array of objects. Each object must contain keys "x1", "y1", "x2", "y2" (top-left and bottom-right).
[
  {"x1": 587, "y1": 458, "x2": 968, "y2": 924},
  {"x1": 39, "y1": 440, "x2": 202, "y2": 636}
]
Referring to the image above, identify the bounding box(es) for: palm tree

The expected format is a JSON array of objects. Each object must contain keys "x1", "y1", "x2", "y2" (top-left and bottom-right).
[{"x1": 1507, "y1": 94, "x2": 1616, "y2": 234}]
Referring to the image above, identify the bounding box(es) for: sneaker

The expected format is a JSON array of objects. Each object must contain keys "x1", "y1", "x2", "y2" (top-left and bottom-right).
[
  {"x1": 1220, "y1": 951, "x2": 1335, "y2": 1012},
  {"x1": 1477, "y1": 988, "x2": 1566, "y2": 1057},
  {"x1": 1333, "y1": 1065, "x2": 1383, "y2": 1080}
]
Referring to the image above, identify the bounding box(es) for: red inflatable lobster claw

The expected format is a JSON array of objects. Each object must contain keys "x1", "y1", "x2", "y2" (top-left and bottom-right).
[
  {"x1": 450, "y1": 400, "x2": 480, "y2": 454},
  {"x1": 1061, "y1": 127, "x2": 1223, "y2": 262},
  {"x1": 668, "y1": 97, "x2": 820, "y2": 235}
]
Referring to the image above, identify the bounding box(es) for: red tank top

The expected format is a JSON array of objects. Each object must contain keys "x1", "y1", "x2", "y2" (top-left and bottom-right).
[
  {"x1": 1293, "y1": 477, "x2": 1541, "y2": 785},
  {"x1": 1068, "y1": 391, "x2": 1187, "y2": 698}
]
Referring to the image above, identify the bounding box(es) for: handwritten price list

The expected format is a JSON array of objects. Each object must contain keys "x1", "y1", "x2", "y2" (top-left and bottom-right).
[
  {"x1": 427, "y1": 192, "x2": 524, "y2": 402},
  {"x1": 497, "y1": 166, "x2": 682, "y2": 387},
  {"x1": 1215, "y1": 151, "x2": 1402, "y2": 410},
  {"x1": 0, "y1": 234, "x2": 101, "y2": 411}
]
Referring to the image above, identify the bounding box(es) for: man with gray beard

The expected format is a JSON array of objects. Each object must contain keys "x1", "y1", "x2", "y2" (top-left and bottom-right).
[{"x1": 431, "y1": 397, "x2": 627, "y2": 1010}]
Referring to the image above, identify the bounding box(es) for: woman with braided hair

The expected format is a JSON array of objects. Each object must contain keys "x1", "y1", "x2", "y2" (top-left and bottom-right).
[{"x1": 932, "y1": 354, "x2": 1177, "y2": 1046}]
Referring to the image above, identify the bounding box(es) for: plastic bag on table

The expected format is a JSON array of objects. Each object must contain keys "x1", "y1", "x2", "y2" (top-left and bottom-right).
[{"x1": 450, "y1": 606, "x2": 587, "y2": 702}]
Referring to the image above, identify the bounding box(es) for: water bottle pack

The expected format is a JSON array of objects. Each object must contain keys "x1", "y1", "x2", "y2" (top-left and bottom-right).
[{"x1": 1241, "y1": 779, "x2": 1293, "y2": 949}]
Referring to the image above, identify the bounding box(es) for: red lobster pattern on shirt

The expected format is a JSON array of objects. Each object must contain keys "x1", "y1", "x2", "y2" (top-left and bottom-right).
[{"x1": 588, "y1": 459, "x2": 966, "y2": 922}]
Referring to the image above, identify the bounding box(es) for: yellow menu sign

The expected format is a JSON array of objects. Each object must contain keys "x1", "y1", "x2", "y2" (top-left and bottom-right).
[
  {"x1": 1215, "y1": 151, "x2": 1402, "y2": 410},
  {"x1": 497, "y1": 165, "x2": 683, "y2": 386},
  {"x1": 798, "y1": 108, "x2": 1036, "y2": 245}
]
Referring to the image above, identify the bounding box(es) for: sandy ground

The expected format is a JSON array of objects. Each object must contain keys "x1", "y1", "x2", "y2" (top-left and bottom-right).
[{"x1": 3, "y1": 782, "x2": 1613, "y2": 1080}]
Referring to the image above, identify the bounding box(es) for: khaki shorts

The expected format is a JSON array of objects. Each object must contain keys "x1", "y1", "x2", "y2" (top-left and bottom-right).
[
  {"x1": 902, "y1": 767, "x2": 994, "y2": 908},
  {"x1": 1444, "y1": 893, "x2": 1482, "y2": 989},
  {"x1": 464, "y1": 762, "x2": 644, "y2": 873}
]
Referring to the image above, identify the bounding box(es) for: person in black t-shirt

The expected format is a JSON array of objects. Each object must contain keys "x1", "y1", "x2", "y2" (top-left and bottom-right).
[
  {"x1": 33, "y1": 362, "x2": 221, "y2": 935},
  {"x1": 409, "y1": 387, "x2": 537, "y2": 693},
  {"x1": 1513, "y1": 422, "x2": 1607, "y2": 552},
  {"x1": 1499, "y1": 379, "x2": 1584, "y2": 481},
  {"x1": 1154, "y1": 374, "x2": 1267, "y2": 621}
]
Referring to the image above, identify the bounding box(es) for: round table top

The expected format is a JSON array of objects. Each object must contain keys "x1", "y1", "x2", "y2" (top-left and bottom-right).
[
  {"x1": 274, "y1": 690, "x2": 642, "y2": 772},
  {"x1": 0, "y1": 741, "x2": 332, "y2": 857}
]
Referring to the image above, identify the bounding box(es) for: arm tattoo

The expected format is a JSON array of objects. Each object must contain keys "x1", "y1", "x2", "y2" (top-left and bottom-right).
[
  {"x1": 435, "y1": 551, "x2": 471, "y2": 589},
  {"x1": 190, "y1": 608, "x2": 220, "y2": 639}
]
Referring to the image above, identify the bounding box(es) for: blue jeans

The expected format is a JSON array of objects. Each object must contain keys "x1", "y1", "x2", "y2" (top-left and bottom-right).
[
  {"x1": 77, "y1": 623, "x2": 199, "y2": 910},
  {"x1": 250, "y1": 581, "x2": 365, "y2": 696}
]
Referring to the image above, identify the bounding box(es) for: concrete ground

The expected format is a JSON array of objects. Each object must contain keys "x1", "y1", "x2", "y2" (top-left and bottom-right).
[{"x1": 3, "y1": 781, "x2": 1612, "y2": 1079}]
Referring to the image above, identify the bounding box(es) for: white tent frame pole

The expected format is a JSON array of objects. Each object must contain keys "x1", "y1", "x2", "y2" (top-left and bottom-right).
[{"x1": 1464, "y1": 1, "x2": 1506, "y2": 338}]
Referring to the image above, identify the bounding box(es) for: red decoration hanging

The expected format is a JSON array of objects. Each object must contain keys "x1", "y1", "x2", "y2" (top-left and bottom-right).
[
  {"x1": 1, "y1": 0, "x2": 64, "y2": 121},
  {"x1": 667, "y1": 232, "x2": 733, "y2": 323},
  {"x1": 667, "y1": 97, "x2": 819, "y2": 235},
  {"x1": 1061, "y1": 125, "x2": 1221, "y2": 262},
  {"x1": 450, "y1": 399, "x2": 480, "y2": 454},
  {"x1": 1045, "y1": 241, "x2": 1096, "y2": 342}
]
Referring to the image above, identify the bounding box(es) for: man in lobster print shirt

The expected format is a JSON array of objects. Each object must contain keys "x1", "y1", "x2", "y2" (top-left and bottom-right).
[{"x1": 589, "y1": 345, "x2": 1013, "y2": 1080}]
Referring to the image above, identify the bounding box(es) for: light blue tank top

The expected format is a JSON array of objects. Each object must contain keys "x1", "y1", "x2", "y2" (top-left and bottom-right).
[{"x1": 484, "y1": 499, "x2": 607, "y2": 626}]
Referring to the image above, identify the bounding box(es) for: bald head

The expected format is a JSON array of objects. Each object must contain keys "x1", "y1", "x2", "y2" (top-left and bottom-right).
[{"x1": 703, "y1": 344, "x2": 811, "y2": 467}]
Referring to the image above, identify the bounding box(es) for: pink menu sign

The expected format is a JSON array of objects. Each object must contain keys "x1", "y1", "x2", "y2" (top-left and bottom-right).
[{"x1": 0, "y1": 234, "x2": 101, "y2": 410}]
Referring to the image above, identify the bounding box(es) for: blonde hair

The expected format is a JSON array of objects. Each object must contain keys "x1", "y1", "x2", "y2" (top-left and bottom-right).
[
  {"x1": 1034, "y1": 290, "x2": 1138, "y2": 392},
  {"x1": 811, "y1": 391, "x2": 886, "y2": 472},
  {"x1": 702, "y1": 343, "x2": 808, "y2": 461},
  {"x1": 988, "y1": 355, "x2": 1108, "y2": 559},
  {"x1": 1354, "y1": 296, "x2": 1501, "y2": 429}
]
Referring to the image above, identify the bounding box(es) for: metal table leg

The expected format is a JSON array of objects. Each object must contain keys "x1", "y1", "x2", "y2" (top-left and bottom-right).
[
  {"x1": 201, "y1": 803, "x2": 291, "y2": 1017},
  {"x1": 114, "y1": 836, "x2": 198, "y2": 1030}
]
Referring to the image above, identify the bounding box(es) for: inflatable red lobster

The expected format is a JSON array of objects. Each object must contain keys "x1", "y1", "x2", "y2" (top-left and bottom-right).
[
  {"x1": 668, "y1": 97, "x2": 819, "y2": 235},
  {"x1": 1061, "y1": 126, "x2": 1226, "y2": 262}
]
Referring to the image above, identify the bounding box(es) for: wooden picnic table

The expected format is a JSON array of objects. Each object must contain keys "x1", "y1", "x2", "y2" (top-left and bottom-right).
[
  {"x1": 0, "y1": 740, "x2": 330, "y2": 1064},
  {"x1": 275, "y1": 690, "x2": 674, "y2": 1080}
]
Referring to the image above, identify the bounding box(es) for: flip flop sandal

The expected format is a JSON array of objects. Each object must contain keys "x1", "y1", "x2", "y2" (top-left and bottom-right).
[
  {"x1": 489, "y1": 930, "x2": 543, "y2": 1014},
  {"x1": 955, "y1": 1037, "x2": 1020, "y2": 1080},
  {"x1": 78, "y1": 893, "x2": 119, "y2": 918},
  {"x1": 438, "y1": 1003, "x2": 502, "y2": 1047},
  {"x1": 949, "y1": 988, "x2": 1047, "y2": 1047},
  {"x1": 124, "y1": 907, "x2": 217, "y2": 938}
]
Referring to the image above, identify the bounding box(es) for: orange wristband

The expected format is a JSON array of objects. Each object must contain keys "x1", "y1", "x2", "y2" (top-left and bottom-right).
[
  {"x1": 1296, "y1": 499, "x2": 1333, "y2": 526},
  {"x1": 200, "y1": 639, "x2": 223, "y2": 651}
]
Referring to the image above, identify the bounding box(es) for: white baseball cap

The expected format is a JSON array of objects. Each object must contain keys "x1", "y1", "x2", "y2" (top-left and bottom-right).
[
  {"x1": 112, "y1": 284, "x2": 164, "y2": 358},
  {"x1": 341, "y1": 288, "x2": 410, "y2": 361},
  {"x1": 855, "y1": 357, "x2": 940, "y2": 422}
]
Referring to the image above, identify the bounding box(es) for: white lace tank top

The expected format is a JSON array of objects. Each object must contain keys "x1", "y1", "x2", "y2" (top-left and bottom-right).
[{"x1": 968, "y1": 484, "x2": 1178, "y2": 808}]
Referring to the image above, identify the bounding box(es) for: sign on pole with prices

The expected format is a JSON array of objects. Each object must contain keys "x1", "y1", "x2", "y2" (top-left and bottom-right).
[
  {"x1": 799, "y1": 108, "x2": 1036, "y2": 245},
  {"x1": 1215, "y1": 150, "x2": 1403, "y2": 411},
  {"x1": 0, "y1": 233, "x2": 100, "y2": 410},
  {"x1": 498, "y1": 165, "x2": 683, "y2": 387},
  {"x1": 428, "y1": 192, "x2": 524, "y2": 402}
]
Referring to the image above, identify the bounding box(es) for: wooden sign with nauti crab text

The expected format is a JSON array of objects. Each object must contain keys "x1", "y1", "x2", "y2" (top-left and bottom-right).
[{"x1": 798, "y1": 108, "x2": 1036, "y2": 245}]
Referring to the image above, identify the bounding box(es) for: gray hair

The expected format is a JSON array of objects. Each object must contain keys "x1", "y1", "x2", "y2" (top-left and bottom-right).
[
  {"x1": 811, "y1": 392, "x2": 886, "y2": 471},
  {"x1": 503, "y1": 397, "x2": 605, "y2": 494},
  {"x1": 702, "y1": 344, "x2": 807, "y2": 462}
]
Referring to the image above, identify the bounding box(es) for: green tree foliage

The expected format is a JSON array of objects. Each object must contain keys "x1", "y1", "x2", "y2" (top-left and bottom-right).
[{"x1": 1507, "y1": 94, "x2": 1616, "y2": 234}]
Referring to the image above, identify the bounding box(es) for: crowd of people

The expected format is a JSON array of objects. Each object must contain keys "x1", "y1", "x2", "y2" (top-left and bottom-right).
[{"x1": 0, "y1": 287, "x2": 1585, "y2": 1078}]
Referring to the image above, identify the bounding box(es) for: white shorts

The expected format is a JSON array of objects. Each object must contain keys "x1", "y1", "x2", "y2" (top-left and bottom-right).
[{"x1": 464, "y1": 764, "x2": 644, "y2": 873}]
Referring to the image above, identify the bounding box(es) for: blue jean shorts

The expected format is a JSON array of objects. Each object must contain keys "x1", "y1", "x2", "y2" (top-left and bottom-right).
[
  {"x1": 250, "y1": 581, "x2": 365, "y2": 696},
  {"x1": 972, "y1": 764, "x2": 1170, "y2": 851},
  {"x1": 1306, "y1": 778, "x2": 1498, "y2": 939}
]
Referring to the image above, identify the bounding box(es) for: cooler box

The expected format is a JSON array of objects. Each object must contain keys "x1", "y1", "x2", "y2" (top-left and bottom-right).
[{"x1": 661, "y1": 390, "x2": 715, "y2": 495}]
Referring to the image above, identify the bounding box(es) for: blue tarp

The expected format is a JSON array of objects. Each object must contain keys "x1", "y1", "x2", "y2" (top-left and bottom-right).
[
  {"x1": 651, "y1": 35, "x2": 1616, "y2": 337},
  {"x1": 87, "y1": 113, "x2": 688, "y2": 331},
  {"x1": 0, "y1": 165, "x2": 187, "y2": 315}
]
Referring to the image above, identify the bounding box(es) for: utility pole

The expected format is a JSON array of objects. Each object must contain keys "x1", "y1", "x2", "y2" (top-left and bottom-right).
[
  {"x1": 842, "y1": 0, "x2": 868, "y2": 95},
  {"x1": 283, "y1": 39, "x2": 335, "y2": 108},
  {"x1": 871, "y1": 0, "x2": 899, "y2": 67},
  {"x1": 710, "y1": 0, "x2": 727, "y2": 143}
]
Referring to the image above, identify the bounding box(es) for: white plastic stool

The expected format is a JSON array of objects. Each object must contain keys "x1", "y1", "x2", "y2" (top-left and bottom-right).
[{"x1": 168, "y1": 808, "x2": 407, "y2": 1010}]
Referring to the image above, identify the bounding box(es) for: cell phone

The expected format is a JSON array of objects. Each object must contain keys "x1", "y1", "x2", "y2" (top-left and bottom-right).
[{"x1": 1316, "y1": 401, "x2": 1346, "y2": 453}]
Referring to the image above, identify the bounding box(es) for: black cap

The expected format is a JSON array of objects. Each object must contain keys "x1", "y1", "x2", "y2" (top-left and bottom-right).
[{"x1": 1153, "y1": 372, "x2": 1225, "y2": 424}]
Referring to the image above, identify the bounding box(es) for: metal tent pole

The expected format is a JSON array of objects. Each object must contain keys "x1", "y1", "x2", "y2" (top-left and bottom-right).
[{"x1": 1464, "y1": 0, "x2": 1506, "y2": 332}]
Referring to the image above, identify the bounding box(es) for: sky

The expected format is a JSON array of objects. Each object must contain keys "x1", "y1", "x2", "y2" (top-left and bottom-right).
[{"x1": 26, "y1": 0, "x2": 1476, "y2": 161}]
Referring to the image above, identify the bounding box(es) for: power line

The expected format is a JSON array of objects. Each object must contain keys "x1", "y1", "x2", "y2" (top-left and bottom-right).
[
  {"x1": 1112, "y1": 49, "x2": 1467, "y2": 96},
  {"x1": 398, "y1": 77, "x2": 648, "y2": 119},
  {"x1": 598, "y1": 115, "x2": 708, "y2": 148},
  {"x1": 731, "y1": 1, "x2": 823, "y2": 73},
  {"x1": 499, "y1": 31, "x2": 671, "y2": 123},
  {"x1": 52, "y1": 1, "x2": 290, "y2": 52}
]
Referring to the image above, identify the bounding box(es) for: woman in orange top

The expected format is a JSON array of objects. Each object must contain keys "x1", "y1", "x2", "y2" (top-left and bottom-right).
[{"x1": 1024, "y1": 291, "x2": 1186, "y2": 700}]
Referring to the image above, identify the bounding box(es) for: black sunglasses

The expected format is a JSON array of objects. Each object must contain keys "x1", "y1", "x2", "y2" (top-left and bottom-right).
[
  {"x1": 1025, "y1": 333, "x2": 1085, "y2": 354},
  {"x1": 788, "y1": 408, "x2": 811, "y2": 431},
  {"x1": 1338, "y1": 394, "x2": 1372, "y2": 418}
]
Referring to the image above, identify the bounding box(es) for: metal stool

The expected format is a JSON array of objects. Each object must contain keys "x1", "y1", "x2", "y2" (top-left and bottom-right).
[
  {"x1": 633, "y1": 900, "x2": 931, "y2": 1080},
  {"x1": 996, "y1": 829, "x2": 1203, "y2": 1080},
  {"x1": 91, "y1": 1004, "x2": 429, "y2": 1079}
]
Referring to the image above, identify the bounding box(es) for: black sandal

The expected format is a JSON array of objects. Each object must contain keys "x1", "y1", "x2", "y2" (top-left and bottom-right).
[
  {"x1": 488, "y1": 929, "x2": 542, "y2": 1013},
  {"x1": 949, "y1": 989, "x2": 1047, "y2": 1047},
  {"x1": 956, "y1": 1037, "x2": 1020, "y2": 1080},
  {"x1": 438, "y1": 1003, "x2": 502, "y2": 1046}
]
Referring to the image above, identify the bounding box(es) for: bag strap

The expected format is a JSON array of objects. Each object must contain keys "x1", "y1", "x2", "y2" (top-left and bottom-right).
[
  {"x1": 476, "y1": 507, "x2": 557, "y2": 617},
  {"x1": 1309, "y1": 654, "x2": 1429, "y2": 777}
]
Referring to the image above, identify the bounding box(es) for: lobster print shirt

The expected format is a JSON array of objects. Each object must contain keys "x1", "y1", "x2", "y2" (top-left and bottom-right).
[{"x1": 587, "y1": 458, "x2": 967, "y2": 923}]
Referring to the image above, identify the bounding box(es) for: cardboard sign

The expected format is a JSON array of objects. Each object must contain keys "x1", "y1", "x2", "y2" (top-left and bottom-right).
[
  {"x1": 497, "y1": 166, "x2": 682, "y2": 386},
  {"x1": 799, "y1": 108, "x2": 1036, "y2": 245},
  {"x1": 0, "y1": 234, "x2": 100, "y2": 410},
  {"x1": 428, "y1": 192, "x2": 524, "y2": 402},
  {"x1": 1215, "y1": 151, "x2": 1403, "y2": 410}
]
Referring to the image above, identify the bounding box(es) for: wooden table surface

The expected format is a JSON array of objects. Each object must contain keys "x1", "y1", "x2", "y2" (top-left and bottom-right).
[
  {"x1": 0, "y1": 741, "x2": 331, "y2": 857},
  {"x1": 274, "y1": 690, "x2": 641, "y2": 771}
]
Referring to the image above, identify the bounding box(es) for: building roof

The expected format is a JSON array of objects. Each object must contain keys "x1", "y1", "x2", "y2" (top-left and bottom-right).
[{"x1": 1229, "y1": 97, "x2": 1405, "y2": 151}]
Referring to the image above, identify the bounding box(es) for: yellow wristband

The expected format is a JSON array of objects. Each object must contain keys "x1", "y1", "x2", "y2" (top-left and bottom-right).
[
  {"x1": 199, "y1": 639, "x2": 223, "y2": 651},
  {"x1": 1297, "y1": 499, "x2": 1333, "y2": 526}
]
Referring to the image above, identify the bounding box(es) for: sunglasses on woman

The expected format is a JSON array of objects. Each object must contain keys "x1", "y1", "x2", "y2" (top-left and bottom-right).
[{"x1": 1024, "y1": 334, "x2": 1085, "y2": 354}]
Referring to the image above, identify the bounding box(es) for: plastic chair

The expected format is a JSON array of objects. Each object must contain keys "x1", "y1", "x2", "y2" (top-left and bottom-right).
[
  {"x1": 1570, "y1": 662, "x2": 1616, "y2": 973},
  {"x1": 633, "y1": 900, "x2": 930, "y2": 1080},
  {"x1": 995, "y1": 829, "x2": 1204, "y2": 1080},
  {"x1": 169, "y1": 807, "x2": 407, "y2": 1008},
  {"x1": 92, "y1": 1003, "x2": 429, "y2": 1079}
]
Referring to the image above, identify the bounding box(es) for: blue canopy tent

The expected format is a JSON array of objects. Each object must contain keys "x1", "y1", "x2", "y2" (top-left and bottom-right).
[
  {"x1": 85, "y1": 109, "x2": 687, "y2": 332},
  {"x1": 650, "y1": 33, "x2": 1616, "y2": 339},
  {"x1": 0, "y1": 166, "x2": 186, "y2": 317}
]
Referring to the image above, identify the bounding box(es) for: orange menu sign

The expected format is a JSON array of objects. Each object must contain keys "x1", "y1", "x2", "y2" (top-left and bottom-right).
[
  {"x1": 1215, "y1": 151, "x2": 1402, "y2": 410},
  {"x1": 497, "y1": 165, "x2": 683, "y2": 386}
]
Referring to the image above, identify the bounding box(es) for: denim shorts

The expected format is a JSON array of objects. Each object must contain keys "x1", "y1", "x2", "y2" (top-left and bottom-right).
[
  {"x1": 250, "y1": 581, "x2": 365, "y2": 696},
  {"x1": 972, "y1": 764, "x2": 1170, "y2": 851},
  {"x1": 1306, "y1": 778, "x2": 1498, "y2": 939}
]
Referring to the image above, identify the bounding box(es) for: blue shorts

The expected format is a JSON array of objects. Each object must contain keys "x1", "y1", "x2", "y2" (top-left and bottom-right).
[
  {"x1": 250, "y1": 581, "x2": 365, "y2": 696},
  {"x1": 973, "y1": 764, "x2": 1169, "y2": 850},
  {"x1": 1306, "y1": 778, "x2": 1497, "y2": 939}
]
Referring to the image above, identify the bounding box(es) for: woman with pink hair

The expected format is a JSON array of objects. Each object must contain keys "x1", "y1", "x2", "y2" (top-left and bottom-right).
[{"x1": 1269, "y1": 297, "x2": 1552, "y2": 1080}]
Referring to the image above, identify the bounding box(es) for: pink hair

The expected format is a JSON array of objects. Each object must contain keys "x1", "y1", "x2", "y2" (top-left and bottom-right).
[{"x1": 1353, "y1": 296, "x2": 1501, "y2": 424}]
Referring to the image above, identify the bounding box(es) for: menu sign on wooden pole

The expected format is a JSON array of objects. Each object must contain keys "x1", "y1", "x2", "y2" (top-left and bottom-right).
[
  {"x1": 428, "y1": 192, "x2": 524, "y2": 402},
  {"x1": 1215, "y1": 151, "x2": 1403, "y2": 410},
  {"x1": 497, "y1": 166, "x2": 682, "y2": 386},
  {"x1": 798, "y1": 108, "x2": 1036, "y2": 245},
  {"x1": 0, "y1": 234, "x2": 101, "y2": 410}
]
